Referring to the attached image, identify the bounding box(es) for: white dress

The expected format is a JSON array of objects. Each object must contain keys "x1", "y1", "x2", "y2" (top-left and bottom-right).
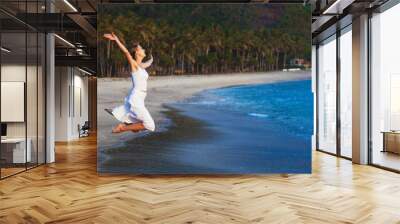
[{"x1": 111, "y1": 67, "x2": 155, "y2": 131}]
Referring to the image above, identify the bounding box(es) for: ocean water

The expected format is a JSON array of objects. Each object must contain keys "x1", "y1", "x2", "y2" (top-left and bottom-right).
[{"x1": 185, "y1": 79, "x2": 313, "y2": 140}]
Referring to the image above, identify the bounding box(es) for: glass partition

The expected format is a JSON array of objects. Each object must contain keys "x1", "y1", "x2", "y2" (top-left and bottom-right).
[
  {"x1": 38, "y1": 32, "x2": 45, "y2": 165},
  {"x1": 27, "y1": 30, "x2": 38, "y2": 169},
  {"x1": 0, "y1": 1, "x2": 46, "y2": 179},
  {"x1": 0, "y1": 30, "x2": 28, "y2": 177}
]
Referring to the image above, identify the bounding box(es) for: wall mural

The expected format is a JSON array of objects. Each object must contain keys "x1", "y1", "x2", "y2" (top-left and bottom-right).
[{"x1": 97, "y1": 4, "x2": 313, "y2": 174}]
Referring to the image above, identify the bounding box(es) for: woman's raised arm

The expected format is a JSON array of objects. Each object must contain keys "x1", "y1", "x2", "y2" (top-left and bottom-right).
[{"x1": 104, "y1": 32, "x2": 138, "y2": 71}]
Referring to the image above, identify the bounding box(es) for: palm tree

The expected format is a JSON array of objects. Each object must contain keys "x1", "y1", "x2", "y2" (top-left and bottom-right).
[{"x1": 97, "y1": 4, "x2": 310, "y2": 77}]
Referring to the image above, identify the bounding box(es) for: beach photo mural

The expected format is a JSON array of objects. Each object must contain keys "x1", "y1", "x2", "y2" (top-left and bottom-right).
[{"x1": 97, "y1": 4, "x2": 312, "y2": 174}]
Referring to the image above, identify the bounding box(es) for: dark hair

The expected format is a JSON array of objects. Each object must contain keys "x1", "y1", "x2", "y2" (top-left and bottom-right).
[{"x1": 131, "y1": 42, "x2": 140, "y2": 59}]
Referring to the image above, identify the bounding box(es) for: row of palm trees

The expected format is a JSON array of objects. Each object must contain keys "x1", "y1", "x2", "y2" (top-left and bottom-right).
[{"x1": 97, "y1": 5, "x2": 311, "y2": 77}]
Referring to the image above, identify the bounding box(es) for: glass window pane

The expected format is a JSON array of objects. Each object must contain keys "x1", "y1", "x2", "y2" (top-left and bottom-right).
[
  {"x1": 371, "y1": 4, "x2": 400, "y2": 171},
  {"x1": 318, "y1": 36, "x2": 337, "y2": 154},
  {"x1": 340, "y1": 28, "x2": 352, "y2": 158}
]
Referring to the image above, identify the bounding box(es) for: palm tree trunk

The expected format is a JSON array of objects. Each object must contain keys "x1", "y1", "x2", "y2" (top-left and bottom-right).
[{"x1": 283, "y1": 52, "x2": 287, "y2": 70}]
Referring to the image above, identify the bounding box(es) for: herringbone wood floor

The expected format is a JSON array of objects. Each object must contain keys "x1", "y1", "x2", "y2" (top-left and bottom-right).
[{"x1": 1, "y1": 134, "x2": 400, "y2": 224}]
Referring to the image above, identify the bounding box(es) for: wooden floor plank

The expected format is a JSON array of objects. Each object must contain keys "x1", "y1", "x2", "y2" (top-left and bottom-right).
[{"x1": 0, "y1": 134, "x2": 400, "y2": 223}]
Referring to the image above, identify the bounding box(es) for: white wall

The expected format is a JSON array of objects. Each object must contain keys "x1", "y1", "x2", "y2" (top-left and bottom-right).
[
  {"x1": 1, "y1": 65, "x2": 27, "y2": 139},
  {"x1": 73, "y1": 73, "x2": 89, "y2": 136},
  {"x1": 54, "y1": 67, "x2": 89, "y2": 141},
  {"x1": 54, "y1": 66, "x2": 69, "y2": 141}
]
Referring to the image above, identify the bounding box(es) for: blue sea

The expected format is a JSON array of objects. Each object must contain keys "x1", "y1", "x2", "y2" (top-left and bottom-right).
[
  {"x1": 99, "y1": 79, "x2": 313, "y2": 174},
  {"x1": 185, "y1": 80, "x2": 313, "y2": 141}
]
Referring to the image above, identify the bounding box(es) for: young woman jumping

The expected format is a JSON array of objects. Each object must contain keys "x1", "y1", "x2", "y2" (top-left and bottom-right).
[{"x1": 104, "y1": 32, "x2": 155, "y2": 133}]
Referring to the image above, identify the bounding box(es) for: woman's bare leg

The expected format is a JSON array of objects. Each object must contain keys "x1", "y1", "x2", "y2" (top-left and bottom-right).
[
  {"x1": 112, "y1": 123, "x2": 146, "y2": 133},
  {"x1": 123, "y1": 123, "x2": 146, "y2": 132},
  {"x1": 112, "y1": 123, "x2": 126, "y2": 133}
]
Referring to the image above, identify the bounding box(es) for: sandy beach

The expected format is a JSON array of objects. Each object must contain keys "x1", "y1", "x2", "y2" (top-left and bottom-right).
[{"x1": 98, "y1": 71, "x2": 311, "y2": 148}]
